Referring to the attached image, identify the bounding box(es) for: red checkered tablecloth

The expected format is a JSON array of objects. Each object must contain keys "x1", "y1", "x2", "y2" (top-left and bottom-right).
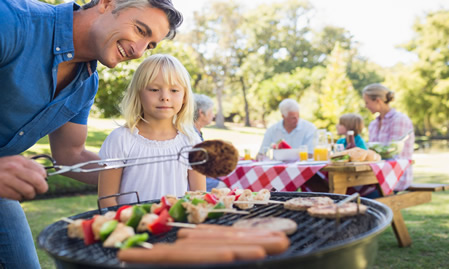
[
  {"x1": 369, "y1": 159, "x2": 412, "y2": 195},
  {"x1": 220, "y1": 161, "x2": 327, "y2": 191}
]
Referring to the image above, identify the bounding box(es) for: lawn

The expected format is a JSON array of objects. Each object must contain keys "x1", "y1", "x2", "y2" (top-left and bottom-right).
[{"x1": 21, "y1": 118, "x2": 449, "y2": 269}]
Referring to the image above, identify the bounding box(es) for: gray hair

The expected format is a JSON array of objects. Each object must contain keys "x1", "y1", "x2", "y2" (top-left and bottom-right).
[
  {"x1": 82, "y1": 0, "x2": 183, "y2": 40},
  {"x1": 279, "y1": 98, "x2": 299, "y2": 117},
  {"x1": 194, "y1": 94, "x2": 214, "y2": 121},
  {"x1": 362, "y1": 83, "x2": 395, "y2": 104}
]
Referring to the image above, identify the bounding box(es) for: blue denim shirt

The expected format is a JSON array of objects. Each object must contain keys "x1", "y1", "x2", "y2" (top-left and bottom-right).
[{"x1": 0, "y1": 0, "x2": 99, "y2": 156}]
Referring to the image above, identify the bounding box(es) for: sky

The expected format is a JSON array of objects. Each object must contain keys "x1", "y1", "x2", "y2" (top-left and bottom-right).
[{"x1": 172, "y1": 0, "x2": 449, "y2": 67}]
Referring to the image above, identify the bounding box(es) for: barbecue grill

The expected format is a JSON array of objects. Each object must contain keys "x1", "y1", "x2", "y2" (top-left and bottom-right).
[{"x1": 38, "y1": 192, "x2": 393, "y2": 269}]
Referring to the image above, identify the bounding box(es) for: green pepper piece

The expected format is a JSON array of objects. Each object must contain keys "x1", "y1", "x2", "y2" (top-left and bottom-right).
[
  {"x1": 168, "y1": 198, "x2": 188, "y2": 222},
  {"x1": 119, "y1": 233, "x2": 149, "y2": 249},
  {"x1": 207, "y1": 201, "x2": 225, "y2": 219},
  {"x1": 141, "y1": 203, "x2": 153, "y2": 213},
  {"x1": 191, "y1": 197, "x2": 207, "y2": 205},
  {"x1": 99, "y1": 220, "x2": 118, "y2": 242},
  {"x1": 125, "y1": 205, "x2": 146, "y2": 229}
]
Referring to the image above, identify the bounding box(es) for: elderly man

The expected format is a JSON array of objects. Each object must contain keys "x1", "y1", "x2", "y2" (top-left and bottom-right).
[
  {"x1": 0, "y1": 0, "x2": 182, "y2": 267},
  {"x1": 258, "y1": 99, "x2": 317, "y2": 155}
]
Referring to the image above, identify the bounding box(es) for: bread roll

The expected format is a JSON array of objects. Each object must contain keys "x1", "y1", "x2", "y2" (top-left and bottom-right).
[
  {"x1": 365, "y1": 149, "x2": 381, "y2": 162},
  {"x1": 345, "y1": 147, "x2": 368, "y2": 162}
]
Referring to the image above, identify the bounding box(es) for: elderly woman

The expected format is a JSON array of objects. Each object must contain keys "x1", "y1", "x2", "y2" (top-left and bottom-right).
[
  {"x1": 363, "y1": 83, "x2": 414, "y2": 193},
  {"x1": 194, "y1": 94, "x2": 215, "y2": 141},
  {"x1": 193, "y1": 94, "x2": 219, "y2": 191}
]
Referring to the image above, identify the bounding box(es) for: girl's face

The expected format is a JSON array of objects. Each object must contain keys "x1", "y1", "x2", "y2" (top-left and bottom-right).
[
  {"x1": 139, "y1": 72, "x2": 185, "y2": 121},
  {"x1": 363, "y1": 94, "x2": 381, "y2": 114},
  {"x1": 336, "y1": 124, "x2": 347, "y2": 135}
]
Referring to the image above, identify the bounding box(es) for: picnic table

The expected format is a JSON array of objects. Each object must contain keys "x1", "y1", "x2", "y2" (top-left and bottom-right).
[{"x1": 219, "y1": 159, "x2": 426, "y2": 247}]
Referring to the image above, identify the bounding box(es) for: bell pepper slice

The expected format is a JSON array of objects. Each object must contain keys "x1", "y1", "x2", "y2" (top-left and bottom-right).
[
  {"x1": 153, "y1": 196, "x2": 171, "y2": 215},
  {"x1": 207, "y1": 201, "x2": 225, "y2": 219},
  {"x1": 148, "y1": 209, "x2": 173, "y2": 235},
  {"x1": 168, "y1": 198, "x2": 188, "y2": 222},
  {"x1": 191, "y1": 197, "x2": 207, "y2": 205},
  {"x1": 228, "y1": 187, "x2": 239, "y2": 196},
  {"x1": 82, "y1": 218, "x2": 96, "y2": 245},
  {"x1": 125, "y1": 205, "x2": 146, "y2": 229},
  {"x1": 119, "y1": 233, "x2": 149, "y2": 249},
  {"x1": 203, "y1": 193, "x2": 218, "y2": 205},
  {"x1": 99, "y1": 220, "x2": 118, "y2": 242},
  {"x1": 114, "y1": 205, "x2": 132, "y2": 221},
  {"x1": 141, "y1": 203, "x2": 153, "y2": 213}
]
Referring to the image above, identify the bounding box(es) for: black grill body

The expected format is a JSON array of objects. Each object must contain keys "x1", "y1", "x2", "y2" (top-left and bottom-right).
[{"x1": 38, "y1": 192, "x2": 392, "y2": 269}]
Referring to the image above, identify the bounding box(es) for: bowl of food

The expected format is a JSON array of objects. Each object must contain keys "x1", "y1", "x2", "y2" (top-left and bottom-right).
[
  {"x1": 368, "y1": 142, "x2": 402, "y2": 160},
  {"x1": 273, "y1": 148, "x2": 301, "y2": 161}
]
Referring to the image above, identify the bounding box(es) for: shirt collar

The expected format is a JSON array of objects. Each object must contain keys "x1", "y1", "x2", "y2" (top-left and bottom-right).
[
  {"x1": 53, "y1": 2, "x2": 79, "y2": 55},
  {"x1": 384, "y1": 108, "x2": 396, "y2": 119}
]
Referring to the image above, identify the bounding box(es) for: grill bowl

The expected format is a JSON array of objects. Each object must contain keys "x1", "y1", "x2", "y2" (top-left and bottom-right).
[{"x1": 38, "y1": 192, "x2": 392, "y2": 269}]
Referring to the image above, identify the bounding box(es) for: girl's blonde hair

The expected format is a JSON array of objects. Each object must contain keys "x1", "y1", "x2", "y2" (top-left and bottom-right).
[
  {"x1": 120, "y1": 54, "x2": 197, "y2": 143},
  {"x1": 362, "y1": 83, "x2": 395, "y2": 104},
  {"x1": 339, "y1": 113, "x2": 364, "y2": 136}
]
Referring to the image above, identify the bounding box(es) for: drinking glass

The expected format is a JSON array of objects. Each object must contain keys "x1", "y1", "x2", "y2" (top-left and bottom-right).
[
  {"x1": 299, "y1": 145, "x2": 308, "y2": 161},
  {"x1": 334, "y1": 144, "x2": 345, "y2": 153}
]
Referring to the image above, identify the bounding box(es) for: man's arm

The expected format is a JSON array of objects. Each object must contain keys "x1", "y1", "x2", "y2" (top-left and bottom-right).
[{"x1": 49, "y1": 122, "x2": 100, "y2": 185}]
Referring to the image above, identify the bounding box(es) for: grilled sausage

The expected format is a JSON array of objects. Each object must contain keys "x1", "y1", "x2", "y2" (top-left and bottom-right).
[
  {"x1": 176, "y1": 227, "x2": 282, "y2": 239},
  {"x1": 117, "y1": 245, "x2": 235, "y2": 264},
  {"x1": 175, "y1": 234, "x2": 290, "y2": 255}
]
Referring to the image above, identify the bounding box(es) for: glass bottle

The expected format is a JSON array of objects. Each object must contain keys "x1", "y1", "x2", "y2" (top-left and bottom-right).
[{"x1": 346, "y1": 130, "x2": 356, "y2": 149}]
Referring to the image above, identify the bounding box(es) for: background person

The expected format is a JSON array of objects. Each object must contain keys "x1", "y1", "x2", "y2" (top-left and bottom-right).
[
  {"x1": 0, "y1": 0, "x2": 182, "y2": 267},
  {"x1": 98, "y1": 54, "x2": 205, "y2": 207},
  {"x1": 336, "y1": 113, "x2": 368, "y2": 149},
  {"x1": 258, "y1": 98, "x2": 317, "y2": 156},
  {"x1": 193, "y1": 93, "x2": 222, "y2": 191},
  {"x1": 363, "y1": 83, "x2": 415, "y2": 192},
  {"x1": 193, "y1": 94, "x2": 215, "y2": 141}
]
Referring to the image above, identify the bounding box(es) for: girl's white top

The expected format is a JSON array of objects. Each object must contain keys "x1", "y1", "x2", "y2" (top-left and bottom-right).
[{"x1": 99, "y1": 126, "x2": 201, "y2": 204}]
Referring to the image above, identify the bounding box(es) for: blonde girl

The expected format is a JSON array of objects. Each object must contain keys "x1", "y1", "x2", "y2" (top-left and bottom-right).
[
  {"x1": 336, "y1": 113, "x2": 368, "y2": 149},
  {"x1": 98, "y1": 54, "x2": 205, "y2": 207}
]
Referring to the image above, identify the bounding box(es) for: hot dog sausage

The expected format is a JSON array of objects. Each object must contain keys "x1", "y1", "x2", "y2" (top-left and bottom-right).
[
  {"x1": 176, "y1": 235, "x2": 290, "y2": 255},
  {"x1": 176, "y1": 227, "x2": 281, "y2": 239},
  {"x1": 117, "y1": 246, "x2": 235, "y2": 264}
]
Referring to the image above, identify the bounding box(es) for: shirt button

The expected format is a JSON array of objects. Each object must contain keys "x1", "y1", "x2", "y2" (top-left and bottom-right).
[
  {"x1": 56, "y1": 47, "x2": 60, "y2": 51},
  {"x1": 19, "y1": 131, "x2": 24, "y2": 136},
  {"x1": 67, "y1": 53, "x2": 73, "y2": 58}
]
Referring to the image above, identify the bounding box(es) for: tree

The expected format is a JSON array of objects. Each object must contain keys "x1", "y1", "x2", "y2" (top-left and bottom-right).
[{"x1": 313, "y1": 43, "x2": 363, "y2": 132}]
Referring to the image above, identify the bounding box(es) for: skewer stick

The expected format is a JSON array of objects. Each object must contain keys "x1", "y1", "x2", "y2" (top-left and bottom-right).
[
  {"x1": 167, "y1": 222, "x2": 197, "y2": 228},
  {"x1": 61, "y1": 217, "x2": 74, "y2": 223},
  {"x1": 208, "y1": 209, "x2": 249, "y2": 214},
  {"x1": 233, "y1": 200, "x2": 285, "y2": 205}
]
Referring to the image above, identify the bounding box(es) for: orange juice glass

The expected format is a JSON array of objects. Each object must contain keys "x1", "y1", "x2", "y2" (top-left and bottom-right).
[
  {"x1": 299, "y1": 145, "x2": 308, "y2": 161},
  {"x1": 313, "y1": 147, "x2": 328, "y2": 161},
  {"x1": 244, "y1": 149, "x2": 251, "y2": 160}
]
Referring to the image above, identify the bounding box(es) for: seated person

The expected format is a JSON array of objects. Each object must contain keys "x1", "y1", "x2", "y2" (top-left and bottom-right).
[
  {"x1": 258, "y1": 98, "x2": 317, "y2": 156},
  {"x1": 193, "y1": 93, "x2": 221, "y2": 191},
  {"x1": 336, "y1": 113, "x2": 368, "y2": 149},
  {"x1": 363, "y1": 83, "x2": 414, "y2": 192}
]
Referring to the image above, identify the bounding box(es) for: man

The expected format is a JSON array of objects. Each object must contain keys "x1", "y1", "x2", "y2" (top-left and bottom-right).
[
  {"x1": 0, "y1": 0, "x2": 182, "y2": 267},
  {"x1": 258, "y1": 99, "x2": 317, "y2": 156}
]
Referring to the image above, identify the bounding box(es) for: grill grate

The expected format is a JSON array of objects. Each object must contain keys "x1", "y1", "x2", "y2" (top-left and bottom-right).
[{"x1": 38, "y1": 192, "x2": 391, "y2": 269}]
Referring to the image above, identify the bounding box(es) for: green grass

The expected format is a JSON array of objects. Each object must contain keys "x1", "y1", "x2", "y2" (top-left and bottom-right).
[{"x1": 21, "y1": 119, "x2": 449, "y2": 268}]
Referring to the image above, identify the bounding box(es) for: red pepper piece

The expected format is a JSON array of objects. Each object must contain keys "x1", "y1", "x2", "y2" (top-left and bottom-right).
[
  {"x1": 114, "y1": 205, "x2": 132, "y2": 221},
  {"x1": 81, "y1": 218, "x2": 96, "y2": 245},
  {"x1": 203, "y1": 193, "x2": 218, "y2": 205},
  {"x1": 153, "y1": 196, "x2": 171, "y2": 215},
  {"x1": 148, "y1": 209, "x2": 173, "y2": 235},
  {"x1": 228, "y1": 187, "x2": 238, "y2": 196},
  {"x1": 234, "y1": 194, "x2": 241, "y2": 201}
]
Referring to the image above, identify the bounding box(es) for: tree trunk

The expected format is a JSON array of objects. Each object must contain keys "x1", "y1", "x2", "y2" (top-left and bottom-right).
[
  {"x1": 215, "y1": 81, "x2": 225, "y2": 128},
  {"x1": 240, "y1": 77, "x2": 251, "y2": 127}
]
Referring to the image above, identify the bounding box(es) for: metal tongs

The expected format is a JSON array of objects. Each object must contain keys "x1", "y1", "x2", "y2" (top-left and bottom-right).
[{"x1": 31, "y1": 146, "x2": 208, "y2": 176}]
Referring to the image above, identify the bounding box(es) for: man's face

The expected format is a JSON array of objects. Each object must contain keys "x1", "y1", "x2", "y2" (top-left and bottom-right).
[
  {"x1": 283, "y1": 111, "x2": 299, "y2": 129},
  {"x1": 90, "y1": 3, "x2": 170, "y2": 68}
]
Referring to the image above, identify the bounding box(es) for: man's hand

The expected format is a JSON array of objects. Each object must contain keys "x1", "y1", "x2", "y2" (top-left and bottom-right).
[{"x1": 0, "y1": 155, "x2": 48, "y2": 201}]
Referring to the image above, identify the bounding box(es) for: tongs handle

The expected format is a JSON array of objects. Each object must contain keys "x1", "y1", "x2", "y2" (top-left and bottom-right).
[{"x1": 31, "y1": 146, "x2": 208, "y2": 176}]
